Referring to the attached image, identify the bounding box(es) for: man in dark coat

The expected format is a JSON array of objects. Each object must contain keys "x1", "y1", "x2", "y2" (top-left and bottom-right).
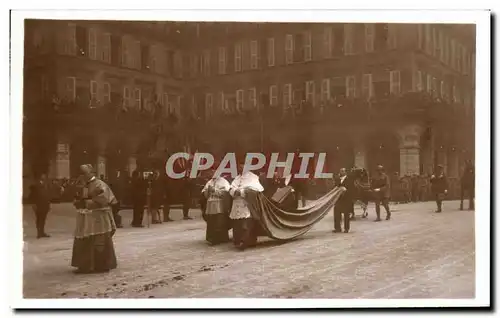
[
  {"x1": 30, "y1": 173, "x2": 51, "y2": 238},
  {"x1": 150, "y1": 170, "x2": 164, "y2": 224},
  {"x1": 430, "y1": 165, "x2": 448, "y2": 213},
  {"x1": 108, "y1": 171, "x2": 123, "y2": 228},
  {"x1": 371, "y1": 165, "x2": 391, "y2": 221},
  {"x1": 333, "y1": 168, "x2": 354, "y2": 233},
  {"x1": 460, "y1": 160, "x2": 475, "y2": 210},
  {"x1": 130, "y1": 170, "x2": 147, "y2": 227}
]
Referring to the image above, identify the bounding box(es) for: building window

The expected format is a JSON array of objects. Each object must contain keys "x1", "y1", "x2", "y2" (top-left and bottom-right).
[
  {"x1": 65, "y1": 77, "x2": 76, "y2": 101},
  {"x1": 346, "y1": 76, "x2": 356, "y2": 98},
  {"x1": 344, "y1": 24, "x2": 354, "y2": 55},
  {"x1": 320, "y1": 79, "x2": 331, "y2": 103},
  {"x1": 283, "y1": 84, "x2": 292, "y2": 106},
  {"x1": 362, "y1": 74, "x2": 373, "y2": 99},
  {"x1": 40, "y1": 75, "x2": 49, "y2": 99},
  {"x1": 267, "y1": 38, "x2": 275, "y2": 67},
  {"x1": 60, "y1": 23, "x2": 76, "y2": 55},
  {"x1": 250, "y1": 41, "x2": 259, "y2": 69},
  {"x1": 218, "y1": 47, "x2": 226, "y2": 75},
  {"x1": 174, "y1": 51, "x2": 183, "y2": 79},
  {"x1": 389, "y1": 70, "x2": 401, "y2": 95},
  {"x1": 304, "y1": 31, "x2": 312, "y2": 62},
  {"x1": 387, "y1": 24, "x2": 397, "y2": 49},
  {"x1": 431, "y1": 77, "x2": 438, "y2": 98},
  {"x1": 365, "y1": 24, "x2": 374, "y2": 53},
  {"x1": 413, "y1": 70, "x2": 423, "y2": 92},
  {"x1": 134, "y1": 88, "x2": 141, "y2": 110},
  {"x1": 190, "y1": 54, "x2": 198, "y2": 78},
  {"x1": 205, "y1": 93, "x2": 213, "y2": 119},
  {"x1": 432, "y1": 27, "x2": 438, "y2": 57},
  {"x1": 269, "y1": 85, "x2": 278, "y2": 106},
  {"x1": 101, "y1": 33, "x2": 111, "y2": 63},
  {"x1": 218, "y1": 92, "x2": 225, "y2": 111},
  {"x1": 440, "y1": 81, "x2": 446, "y2": 99},
  {"x1": 305, "y1": 80, "x2": 315, "y2": 106},
  {"x1": 285, "y1": 34, "x2": 294, "y2": 64},
  {"x1": 236, "y1": 89, "x2": 244, "y2": 111},
  {"x1": 438, "y1": 31, "x2": 444, "y2": 62},
  {"x1": 323, "y1": 26, "x2": 333, "y2": 58},
  {"x1": 203, "y1": 50, "x2": 211, "y2": 76},
  {"x1": 102, "y1": 82, "x2": 111, "y2": 103},
  {"x1": 88, "y1": 28, "x2": 97, "y2": 60},
  {"x1": 121, "y1": 37, "x2": 129, "y2": 67},
  {"x1": 444, "y1": 36, "x2": 450, "y2": 65},
  {"x1": 123, "y1": 86, "x2": 131, "y2": 108},
  {"x1": 450, "y1": 39, "x2": 456, "y2": 69},
  {"x1": 417, "y1": 25, "x2": 424, "y2": 50},
  {"x1": 162, "y1": 93, "x2": 169, "y2": 116},
  {"x1": 424, "y1": 24, "x2": 432, "y2": 55},
  {"x1": 452, "y1": 85, "x2": 458, "y2": 103},
  {"x1": 248, "y1": 88, "x2": 257, "y2": 108},
  {"x1": 235, "y1": 43, "x2": 242, "y2": 72}
]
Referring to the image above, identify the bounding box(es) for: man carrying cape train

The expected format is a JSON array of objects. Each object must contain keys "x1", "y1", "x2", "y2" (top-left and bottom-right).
[
  {"x1": 229, "y1": 163, "x2": 264, "y2": 250},
  {"x1": 201, "y1": 167, "x2": 232, "y2": 245}
]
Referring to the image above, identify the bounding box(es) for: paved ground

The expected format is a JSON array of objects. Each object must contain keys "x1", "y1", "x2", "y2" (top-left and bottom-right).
[{"x1": 23, "y1": 200, "x2": 475, "y2": 299}]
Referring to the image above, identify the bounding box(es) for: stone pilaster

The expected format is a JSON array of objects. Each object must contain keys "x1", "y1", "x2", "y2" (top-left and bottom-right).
[
  {"x1": 352, "y1": 135, "x2": 367, "y2": 169},
  {"x1": 49, "y1": 137, "x2": 71, "y2": 179},
  {"x1": 397, "y1": 124, "x2": 423, "y2": 176},
  {"x1": 95, "y1": 134, "x2": 109, "y2": 179}
]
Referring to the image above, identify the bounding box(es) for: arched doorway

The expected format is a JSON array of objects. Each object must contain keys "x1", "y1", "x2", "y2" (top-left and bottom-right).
[{"x1": 366, "y1": 131, "x2": 400, "y2": 176}]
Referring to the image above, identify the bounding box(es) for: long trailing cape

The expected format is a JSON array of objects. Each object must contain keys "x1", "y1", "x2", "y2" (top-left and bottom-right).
[{"x1": 244, "y1": 186, "x2": 345, "y2": 241}]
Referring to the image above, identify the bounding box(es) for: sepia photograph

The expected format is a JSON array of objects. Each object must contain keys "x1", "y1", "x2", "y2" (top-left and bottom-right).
[{"x1": 9, "y1": 9, "x2": 490, "y2": 309}]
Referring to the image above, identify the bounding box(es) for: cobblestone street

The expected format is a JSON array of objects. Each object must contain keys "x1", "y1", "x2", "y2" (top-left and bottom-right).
[{"x1": 22, "y1": 200, "x2": 475, "y2": 299}]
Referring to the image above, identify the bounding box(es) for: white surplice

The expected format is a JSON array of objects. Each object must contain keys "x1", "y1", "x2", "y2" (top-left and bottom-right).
[
  {"x1": 201, "y1": 176, "x2": 231, "y2": 215},
  {"x1": 229, "y1": 171, "x2": 264, "y2": 220}
]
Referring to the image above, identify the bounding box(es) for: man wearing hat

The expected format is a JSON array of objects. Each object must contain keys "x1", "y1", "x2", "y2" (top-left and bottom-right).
[
  {"x1": 371, "y1": 165, "x2": 391, "y2": 221},
  {"x1": 430, "y1": 165, "x2": 448, "y2": 213},
  {"x1": 71, "y1": 164, "x2": 118, "y2": 274}
]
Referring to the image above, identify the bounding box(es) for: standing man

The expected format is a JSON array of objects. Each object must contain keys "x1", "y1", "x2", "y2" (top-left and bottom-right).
[
  {"x1": 410, "y1": 173, "x2": 420, "y2": 202},
  {"x1": 371, "y1": 165, "x2": 391, "y2": 222},
  {"x1": 430, "y1": 165, "x2": 448, "y2": 213},
  {"x1": 130, "y1": 170, "x2": 147, "y2": 227},
  {"x1": 333, "y1": 168, "x2": 354, "y2": 233},
  {"x1": 30, "y1": 173, "x2": 51, "y2": 238},
  {"x1": 108, "y1": 171, "x2": 123, "y2": 228},
  {"x1": 150, "y1": 170, "x2": 164, "y2": 224},
  {"x1": 460, "y1": 160, "x2": 475, "y2": 210}
]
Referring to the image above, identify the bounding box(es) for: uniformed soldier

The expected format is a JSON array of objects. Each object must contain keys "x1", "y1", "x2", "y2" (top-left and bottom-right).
[
  {"x1": 371, "y1": 165, "x2": 391, "y2": 221},
  {"x1": 430, "y1": 165, "x2": 448, "y2": 213}
]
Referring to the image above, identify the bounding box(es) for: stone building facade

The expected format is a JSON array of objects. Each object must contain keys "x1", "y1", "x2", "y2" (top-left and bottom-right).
[{"x1": 23, "y1": 21, "x2": 475, "y2": 182}]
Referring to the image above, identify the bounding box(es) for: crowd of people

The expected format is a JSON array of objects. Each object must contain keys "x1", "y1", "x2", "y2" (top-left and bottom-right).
[{"x1": 26, "y1": 158, "x2": 474, "y2": 274}]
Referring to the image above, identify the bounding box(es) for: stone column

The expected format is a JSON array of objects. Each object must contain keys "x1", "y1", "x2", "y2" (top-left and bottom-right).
[
  {"x1": 353, "y1": 137, "x2": 367, "y2": 170},
  {"x1": 49, "y1": 137, "x2": 71, "y2": 179},
  {"x1": 398, "y1": 125, "x2": 423, "y2": 176}
]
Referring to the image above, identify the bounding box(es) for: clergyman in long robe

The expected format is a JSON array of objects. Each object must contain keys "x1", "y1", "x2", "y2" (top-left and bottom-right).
[
  {"x1": 229, "y1": 170, "x2": 264, "y2": 250},
  {"x1": 201, "y1": 173, "x2": 232, "y2": 245},
  {"x1": 71, "y1": 164, "x2": 118, "y2": 274}
]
